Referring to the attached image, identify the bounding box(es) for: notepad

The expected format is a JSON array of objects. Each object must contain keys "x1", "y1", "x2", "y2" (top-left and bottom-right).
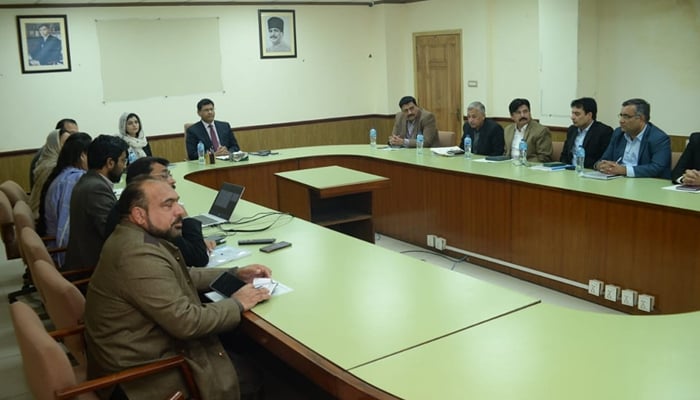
[
  {"x1": 582, "y1": 171, "x2": 622, "y2": 180},
  {"x1": 431, "y1": 146, "x2": 464, "y2": 156}
]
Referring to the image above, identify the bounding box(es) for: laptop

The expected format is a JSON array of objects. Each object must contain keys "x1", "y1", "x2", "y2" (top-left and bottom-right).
[{"x1": 190, "y1": 183, "x2": 245, "y2": 227}]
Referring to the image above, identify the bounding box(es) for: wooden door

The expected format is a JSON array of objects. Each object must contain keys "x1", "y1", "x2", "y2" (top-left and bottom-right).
[{"x1": 414, "y1": 32, "x2": 463, "y2": 138}]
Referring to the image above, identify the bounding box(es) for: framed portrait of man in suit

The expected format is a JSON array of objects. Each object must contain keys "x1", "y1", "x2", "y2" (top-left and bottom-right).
[
  {"x1": 258, "y1": 9, "x2": 297, "y2": 59},
  {"x1": 16, "y1": 15, "x2": 72, "y2": 74}
]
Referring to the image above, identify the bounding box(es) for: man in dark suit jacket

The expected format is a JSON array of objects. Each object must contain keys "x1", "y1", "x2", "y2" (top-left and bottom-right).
[
  {"x1": 459, "y1": 101, "x2": 504, "y2": 156},
  {"x1": 595, "y1": 98, "x2": 671, "y2": 179},
  {"x1": 560, "y1": 97, "x2": 613, "y2": 168},
  {"x1": 671, "y1": 132, "x2": 700, "y2": 184},
  {"x1": 64, "y1": 135, "x2": 128, "y2": 270},
  {"x1": 389, "y1": 96, "x2": 438, "y2": 148},
  {"x1": 186, "y1": 98, "x2": 240, "y2": 160}
]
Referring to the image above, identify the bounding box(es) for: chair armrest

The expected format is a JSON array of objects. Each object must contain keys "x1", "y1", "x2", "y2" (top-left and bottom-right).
[
  {"x1": 55, "y1": 354, "x2": 201, "y2": 400},
  {"x1": 48, "y1": 324, "x2": 85, "y2": 340}
]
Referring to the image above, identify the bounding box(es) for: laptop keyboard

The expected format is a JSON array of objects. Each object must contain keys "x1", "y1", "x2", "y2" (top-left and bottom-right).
[{"x1": 195, "y1": 215, "x2": 219, "y2": 225}]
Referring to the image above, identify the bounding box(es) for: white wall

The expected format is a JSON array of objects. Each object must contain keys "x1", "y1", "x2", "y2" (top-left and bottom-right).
[
  {"x1": 1, "y1": 0, "x2": 697, "y2": 151},
  {"x1": 0, "y1": 4, "x2": 388, "y2": 151}
]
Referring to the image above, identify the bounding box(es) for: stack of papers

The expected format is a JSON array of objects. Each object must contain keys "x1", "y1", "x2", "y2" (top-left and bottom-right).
[
  {"x1": 206, "y1": 246, "x2": 251, "y2": 267},
  {"x1": 431, "y1": 146, "x2": 464, "y2": 156},
  {"x1": 582, "y1": 171, "x2": 622, "y2": 180}
]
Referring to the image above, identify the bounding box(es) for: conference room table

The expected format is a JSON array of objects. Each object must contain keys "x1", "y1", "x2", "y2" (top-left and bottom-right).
[
  {"x1": 181, "y1": 145, "x2": 700, "y2": 315},
  {"x1": 167, "y1": 149, "x2": 700, "y2": 399}
]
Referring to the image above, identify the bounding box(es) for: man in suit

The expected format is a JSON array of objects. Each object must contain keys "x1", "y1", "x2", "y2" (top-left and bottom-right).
[
  {"x1": 85, "y1": 176, "x2": 271, "y2": 399},
  {"x1": 672, "y1": 132, "x2": 700, "y2": 184},
  {"x1": 63, "y1": 134, "x2": 128, "y2": 270},
  {"x1": 104, "y1": 156, "x2": 215, "y2": 267},
  {"x1": 459, "y1": 101, "x2": 504, "y2": 156},
  {"x1": 186, "y1": 98, "x2": 240, "y2": 160},
  {"x1": 503, "y1": 98, "x2": 552, "y2": 162},
  {"x1": 29, "y1": 24, "x2": 62, "y2": 65},
  {"x1": 389, "y1": 96, "x2": 438, "y2": 148},
  {"x1": 560, "y1": 97, "x2": 613, "y2": 168},
  {"x1": 595, "y1": 98, "x2": 671, "y2": 179}
]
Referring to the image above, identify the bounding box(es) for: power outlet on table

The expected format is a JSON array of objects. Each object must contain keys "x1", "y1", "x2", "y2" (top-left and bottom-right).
[
  {"x1": 638, "y1": 294, "x2": 655, "y2": 312},
  {"x1": 621, "y1": 289, "x2": 638, "y2": 307},
  {"x1": 604, "y1": 284, "x2": 620, "y2": 302},
  {"x1": 588, "y1": 279, "x2": 604, "y2": 296}
]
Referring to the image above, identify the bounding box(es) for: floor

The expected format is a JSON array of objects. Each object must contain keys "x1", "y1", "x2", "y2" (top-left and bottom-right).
[{"x1": 0, "y1": 233, "x2": 618, "y2": 399}]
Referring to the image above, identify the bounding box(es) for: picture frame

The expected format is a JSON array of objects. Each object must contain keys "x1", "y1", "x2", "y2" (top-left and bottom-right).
[
  {"x1": 16, "y1": 15, "x2": 71, "y2": 73},
  {"x1": 258, "y1": 9, "x2": 297, "y2": 59}
]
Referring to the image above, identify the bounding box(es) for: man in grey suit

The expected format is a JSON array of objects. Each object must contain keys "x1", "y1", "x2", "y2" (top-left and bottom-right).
[
  {"x1": 503, "y1": 98, "x2": 553, "y2": 163},
  {"x1": 64, "y1": 134, "x2": 128, "y2": 270},
  {"x1": 186, "y1": 98, "x2": 240, "y2": 160},
  {"x1": 389, "y1": 96, "x2": 438, "y2": 148}
]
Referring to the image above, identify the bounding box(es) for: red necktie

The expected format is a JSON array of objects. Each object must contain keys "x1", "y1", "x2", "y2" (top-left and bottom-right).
[{"x1": 208, "y1": 124, "x2": 220, "y2": 149}]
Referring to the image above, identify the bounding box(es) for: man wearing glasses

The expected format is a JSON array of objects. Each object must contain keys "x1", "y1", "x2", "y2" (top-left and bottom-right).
[
  {"x1": 105, "y1": 157, "x2": 215, "y2": 267},
  {"x1": 595, "y1": 98, "x2": 671, "y2": 178}
]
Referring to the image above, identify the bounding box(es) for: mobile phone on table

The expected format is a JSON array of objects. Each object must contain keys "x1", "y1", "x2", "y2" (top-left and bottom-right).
[{"x1": 209, "y1": 269, "x2": 246, "y2": 297}]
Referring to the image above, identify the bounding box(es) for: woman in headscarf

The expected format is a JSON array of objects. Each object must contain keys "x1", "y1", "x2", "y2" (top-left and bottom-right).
[
  {"x1": 118, "y1": 112, "x2": 152, "y2": 162},
  {"x1": 28, "y1": 128, "x2": 71, "y2": 218}
]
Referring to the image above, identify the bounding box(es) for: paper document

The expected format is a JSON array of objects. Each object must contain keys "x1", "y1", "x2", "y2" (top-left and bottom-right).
[
  {"x1": 662, "y1": 184, "x2": 700, "y2": 193},
  {"x1": 204, "y1": 278, "x2": 292, "y2": 302},
  {"x1": 206, "y1": 246, "x2": 251, "y2": 267},
  {"x1": 430, "y1": 146, "x2": 464, "y2": 156},
  {"x1": 530, "y1": 165, "x2": 569, "y2": 171},
  {"x1": 582, "y1": 171, "x2": 622, "y2": 180}
]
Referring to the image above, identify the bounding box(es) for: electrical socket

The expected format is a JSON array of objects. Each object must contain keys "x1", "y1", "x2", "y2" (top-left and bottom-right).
[
  {"x1": 621, "y1": 289, "x2": 638, "y2": 307},
  {"x1": 426, "y1": 234, "x2": 436, "y2": 248},
  {"x1": 587, "y1": 279, "x2": 604, "y2": 296},
  {"x1": 638, "y1": 294, "x2": 655, "y2": 312},
  {"x1": 435, "y1": 237, "x2": 446, "y2": 250},
  {"x1": 604, "y1": 284, "x2": 620, "y2": 302}
]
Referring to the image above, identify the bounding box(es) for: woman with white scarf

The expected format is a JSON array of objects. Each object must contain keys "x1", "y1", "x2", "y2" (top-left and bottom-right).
[{"x1": 118, "y1": 112, "x2": 152, "y2": 163}]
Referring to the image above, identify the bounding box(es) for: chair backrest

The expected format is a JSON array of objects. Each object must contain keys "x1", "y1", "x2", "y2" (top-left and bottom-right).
[
  {"x1": 184, "y1": 123, "x2": 194, "y2": 159},
  {"x1": 0, "y1": 190, "x2": 19, "y2": 259},
  {"x1": 19, "y1": 226, "x2": 57, "y2": 302},
  {"x1": 0, "y1": 180, "x2": 29, "y2": 207},
  {"x1": 33, "y1": 258, "x2": 86, "y2": 366},
  {"x1": 551, "y1": 141, "x2": 564, "y2": 163},
  {"x1": 9, "y1": 301, "x2": 90, "y2": 400},
  {"x1": 672, "y1": 151, "x2": 682, "y2": 170},
  {"x1": 437, "y1": 131, "x2": 456, "y2": 147}
]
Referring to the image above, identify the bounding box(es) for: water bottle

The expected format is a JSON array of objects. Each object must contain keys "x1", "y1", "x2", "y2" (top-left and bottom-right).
[
  {"x1": 127, "y1": 148, "x2": 137, "y2": 164},
  {"x1": 197, "y1": 141, "x2": 205, "y2": 165},
  {"x1": 463, "y1": 136, "x2": 472, "y2": 159},
  {"x1": 369, "y1": 128, "x2": 377, "y2": 148},
  {"x1": 416, "y1": 133, "x2": 424, "y2": 154},
  {"x1": 575, "y1": 145, "x2": 586, "y2": 175},
  {"x1": 518, "y1": 139, "x2": 528, "y2": 166}
]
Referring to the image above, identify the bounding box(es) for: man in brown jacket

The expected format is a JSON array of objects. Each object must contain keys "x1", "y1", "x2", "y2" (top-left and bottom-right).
[{"x1": 85, "y1": 177, "x2": 271, "y2": 399}]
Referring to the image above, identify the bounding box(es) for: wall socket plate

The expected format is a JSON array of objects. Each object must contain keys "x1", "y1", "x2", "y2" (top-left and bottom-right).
[
  {"x1": 588, "y1": 279, "x2": 604, "y2": 296},
  {"x1": 604, "y1": 285, "x2": 620, "y2": 302},
  {"x1": 426, "y1": 234, "x2": 436, "y2": 247},
  {"x1": 621, "y1": 289, "x2": 638, "y2": 306},
  {"x1": 435, "y1": 237, "x2": 446, "y2": 250},
  {"x1": 638, "y1": 294, "x2": 655, "y2": 312}
]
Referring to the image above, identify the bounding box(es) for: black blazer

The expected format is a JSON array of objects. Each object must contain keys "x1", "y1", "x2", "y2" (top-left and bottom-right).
[
  {"x1": 671, "y1": 132, "x2": 700, "y2": 183},
  {"x1": 186, "y1": 120, "x2": 240, "y2": 160},
  {"x1": 560, "y1": 120, "x2": 613, "y2": 168},
  {"x1": 459, "y1": 118, "x2": 505, "y2": 156}
]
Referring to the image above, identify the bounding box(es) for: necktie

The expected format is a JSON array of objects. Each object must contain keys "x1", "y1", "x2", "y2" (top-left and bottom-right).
[{"x1": 208, "y1": 124, "x2": 220, "y2": 149}]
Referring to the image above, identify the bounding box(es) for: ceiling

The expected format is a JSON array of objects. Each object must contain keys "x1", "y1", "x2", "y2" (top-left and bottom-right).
[{"x1": 0, "y1": 0, "x2": 423, "y2": 7}]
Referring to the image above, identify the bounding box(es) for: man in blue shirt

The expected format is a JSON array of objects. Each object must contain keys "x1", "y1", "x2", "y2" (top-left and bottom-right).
[{"x1": 595, "y1": 98, "x2": 671, "y2": 179}]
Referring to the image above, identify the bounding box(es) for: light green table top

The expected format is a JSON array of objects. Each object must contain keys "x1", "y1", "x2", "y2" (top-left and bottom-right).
[
  {"x1": 352, "y1": 303, "x2": 700, "y2": 400},
  {"x1": 274, "y1": 165, "x2": 388, "y2": 190},
  {"x1": 176, "y1": 144, "x2": 700, "y2": 213},
  {"x1": 174, "y1": 172, "x2": 538, "y2": 370}
]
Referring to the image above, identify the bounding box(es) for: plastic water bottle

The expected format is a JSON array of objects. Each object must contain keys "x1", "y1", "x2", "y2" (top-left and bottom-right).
[
  {"x1": 416, "y1": 133, "x2": 424, "y2": 154},
  {"x1": 463, "y1": 136, "x2": 472, "y2": 159},
  {"x1": 369, "y1": 128, "x2": 377, "y2": 148},
  {"x1": 127, "y1": 148, "x2": 137, "y2": 164},
  {"x1": 518, "y1": 139, "x2": 528, "y2": 166},
  {"x1": 575, "y1": 145, "x2": 586, "y2": 175},
  {"x1": 197, "y1": 141, "x2": 205, "y2": 165}
]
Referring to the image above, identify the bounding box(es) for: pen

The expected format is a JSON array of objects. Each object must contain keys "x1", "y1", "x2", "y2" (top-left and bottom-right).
[{"x1": 615, "y1": 156, "x2": 622, "y2": 164}]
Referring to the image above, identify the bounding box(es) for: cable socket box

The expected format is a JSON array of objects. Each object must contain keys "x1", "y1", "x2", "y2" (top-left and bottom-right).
[
  {"x1": 604, "y1": 284, "x2": 620, "y2": 302},
  {"x1": 621, "y1": 289, "x2": 638, "y2": 306},
  {"x1": 588, "y1": 279, "x2": 604, "y2": 296},
  {"x1": 638, "y1": 294, "x2": 655, "y2": 312}
]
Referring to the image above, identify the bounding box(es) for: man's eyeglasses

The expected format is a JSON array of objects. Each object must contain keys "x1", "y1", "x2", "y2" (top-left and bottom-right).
[
  {"x1": 619, "y1": 113, "x2": 640, "y2": 120},
  {"x1": 154, "y1": 170, "x2": 172, "y2": 179}
]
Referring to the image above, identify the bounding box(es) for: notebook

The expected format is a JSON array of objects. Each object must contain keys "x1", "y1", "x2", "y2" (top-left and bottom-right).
[
  {"x1": 582, "y1": 171, "x2": 622, "y2": 180},
  {"x1": 191, "y1": 183, "x2": 245, "y2": 227}
]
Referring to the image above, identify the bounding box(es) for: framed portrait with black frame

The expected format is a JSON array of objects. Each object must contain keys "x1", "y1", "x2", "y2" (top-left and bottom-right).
[
  {"x1": 16, "y1": 15, "x2": 71, "y2": 74},
  {"x1": 258, "y1": 9, "x2": 297, "y2": 59}
]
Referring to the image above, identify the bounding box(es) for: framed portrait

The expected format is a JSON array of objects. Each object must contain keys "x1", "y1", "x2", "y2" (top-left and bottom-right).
[
  {"x1": 16, "y1": 15, "x2": 71, "y2": 74},
  {"x1": 258, "y1": 10, "x2": 297, "y2": 59}
]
